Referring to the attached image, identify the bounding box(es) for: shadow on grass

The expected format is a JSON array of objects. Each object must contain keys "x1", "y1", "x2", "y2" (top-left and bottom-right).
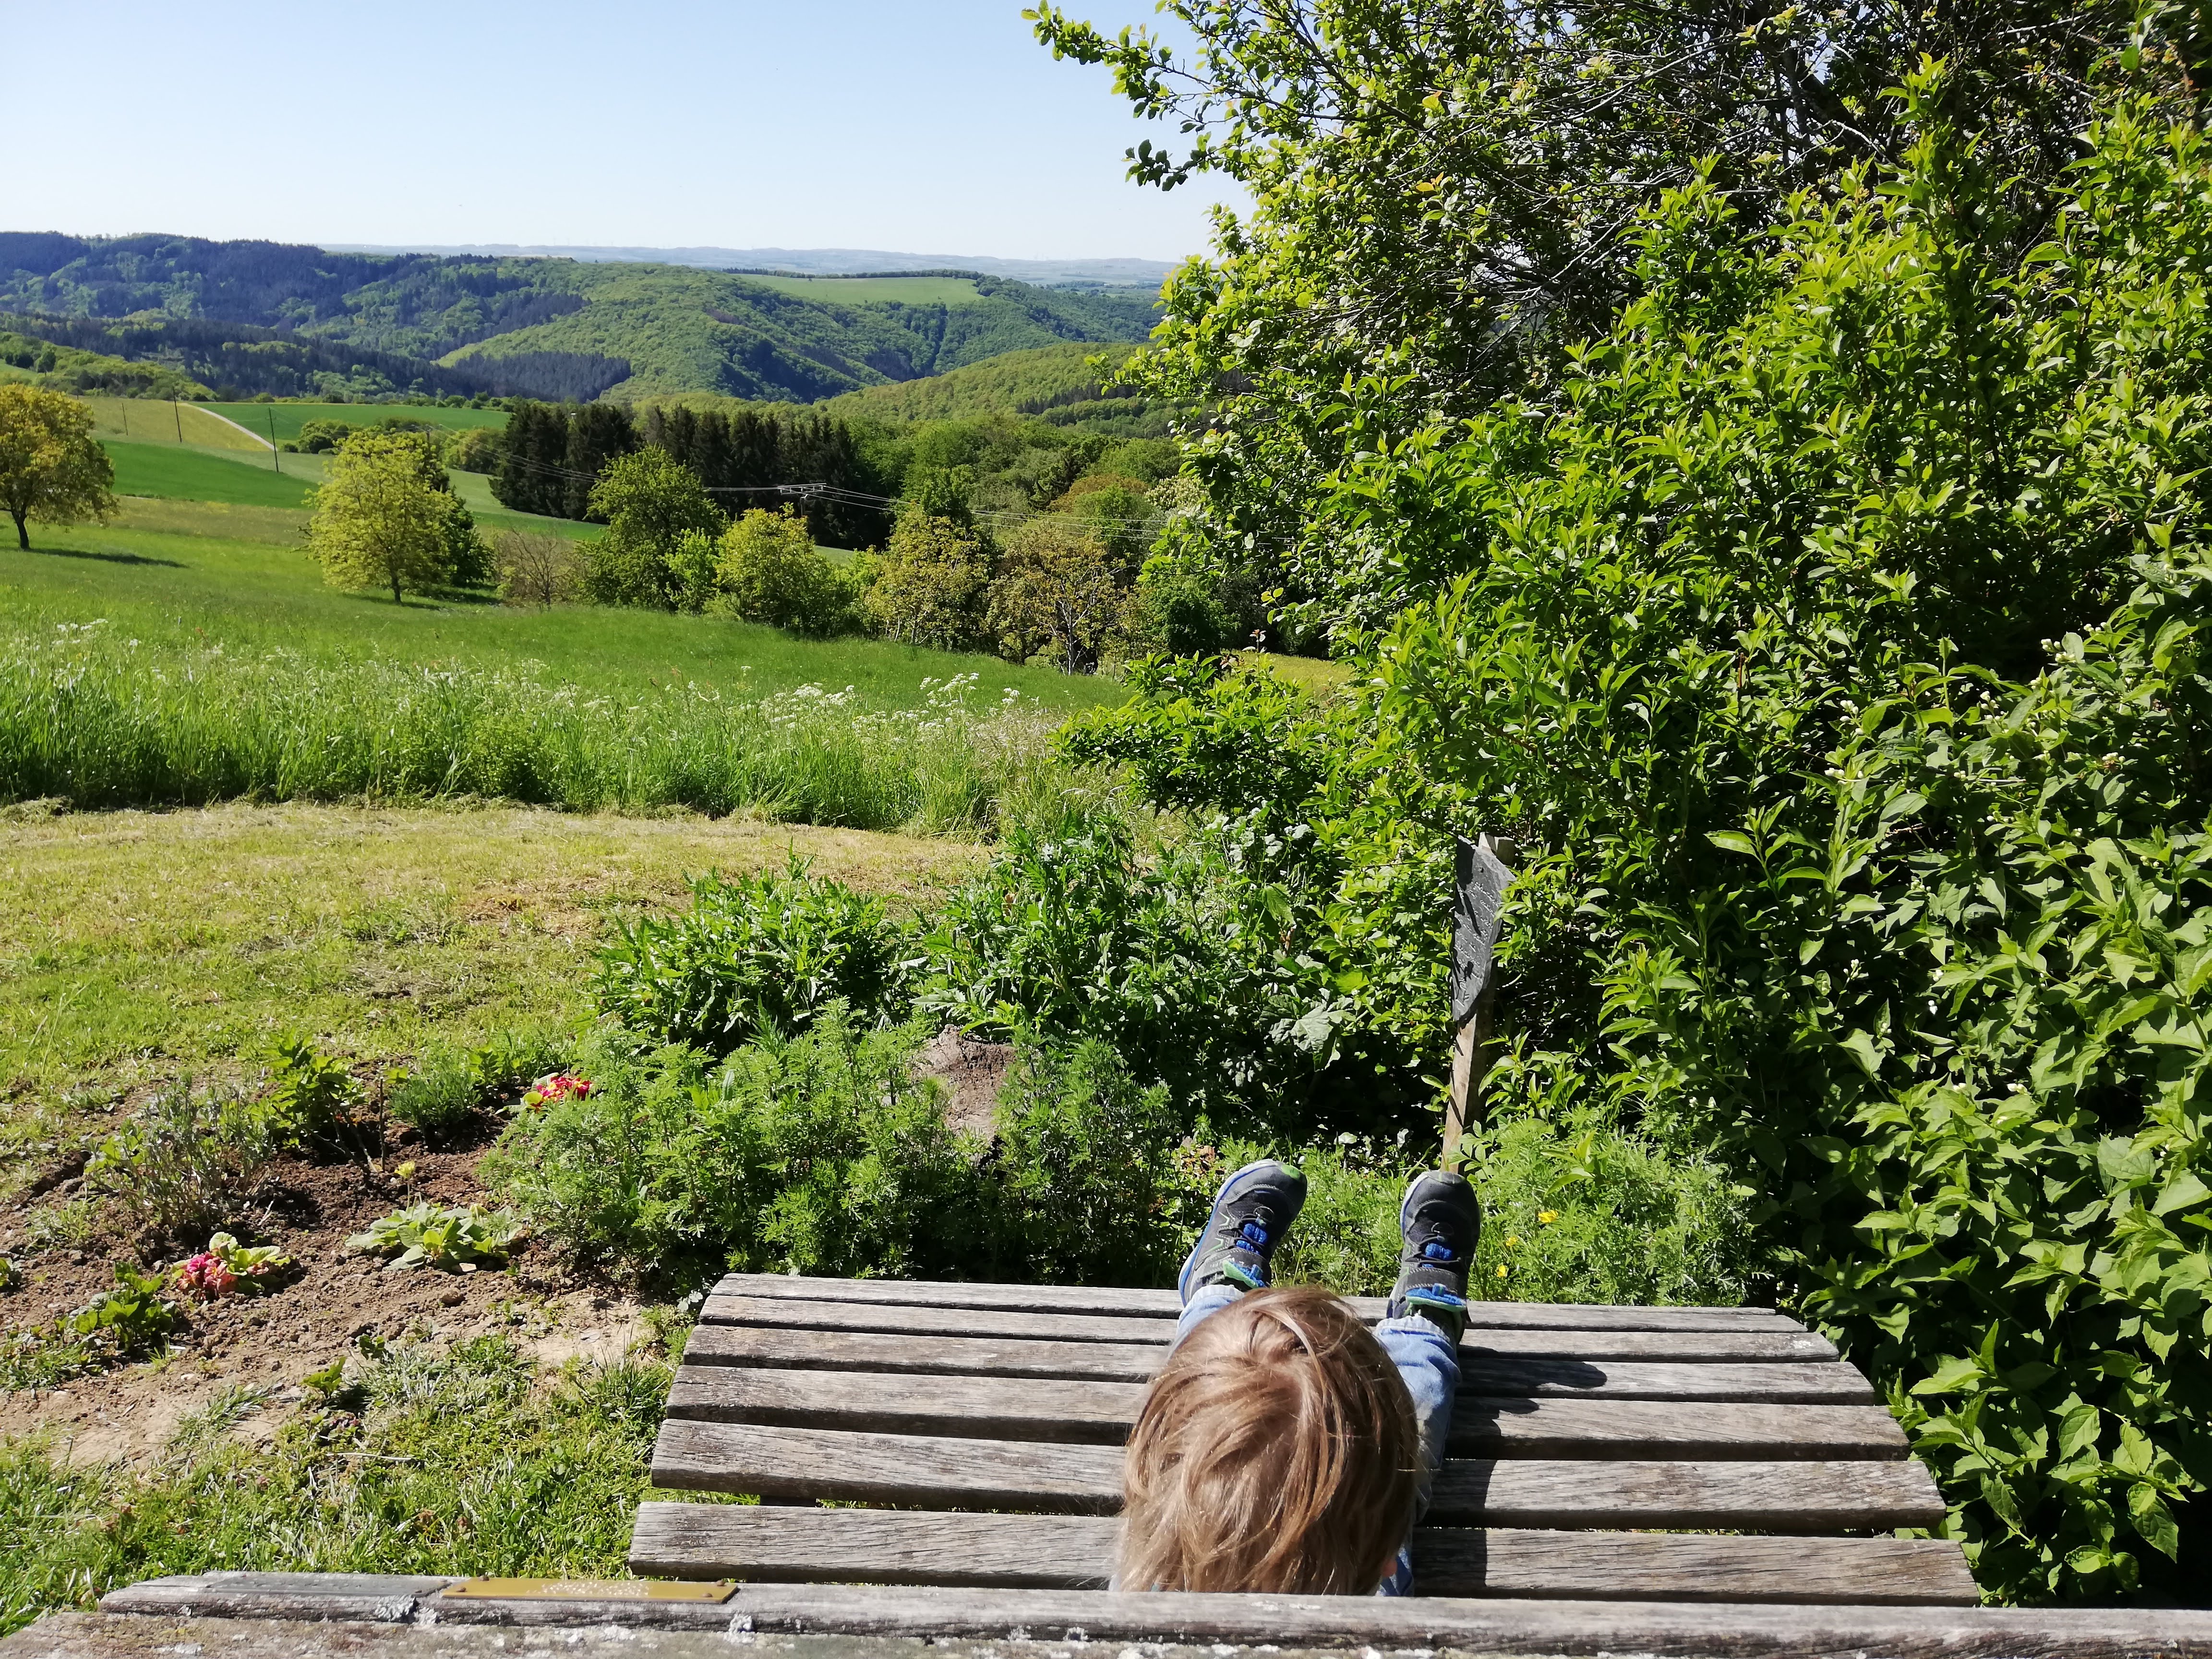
[{"x1": 18, "y1": 542, "x2": 186, "y2": 568}]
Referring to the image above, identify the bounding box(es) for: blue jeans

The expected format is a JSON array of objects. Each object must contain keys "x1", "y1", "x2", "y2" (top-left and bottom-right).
[{"x1": 1173, "y1": 1283, "x2": 1459, "y2": 1596}]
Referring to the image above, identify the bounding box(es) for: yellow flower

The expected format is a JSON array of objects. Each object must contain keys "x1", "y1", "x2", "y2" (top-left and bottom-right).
[
  {"x1": 1538, "y1": 1209, "x2": 1559, "y2": 1225},
  {"x1": 1504, "y1": 1235, "x2": 1522, "y2": 1249},
  {"x1": 1495, "y1": 1264, "x2": 1509, "y2": 1279}
]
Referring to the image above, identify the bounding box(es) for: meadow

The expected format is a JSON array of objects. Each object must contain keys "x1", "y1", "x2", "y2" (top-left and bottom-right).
[
  {"x1": 1, "y1": 494, "x2": 1124, "y2": 827},
  {"x1": 205, "y1": 402, "x2": 511, "y2": 444},
  {"x1": 734, "y1": 274, "x2": 987, "y2": 305}
]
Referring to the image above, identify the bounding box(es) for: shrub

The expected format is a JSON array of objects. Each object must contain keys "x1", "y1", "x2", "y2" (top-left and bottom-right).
[
  {"x1": 57, "y1": 1264, "x2": 176, "y2": 1354},
  {"x1": 581, "y1": 447, "x2": 724, "y2": 610},
  {"x1": 593, "y1": 858, "x2": 918, "y2": 1056},
  {"x1": 484, "y1": 1015, "x2": 978, "y2": 1287},
  {"x1": 1120, "y1": 569, "x2": 1235, "y2": 657},
  {"x1": 1320, "y1": 88, "x2": 2212, "y2": 1597},
  {"x1": 714, "y1": 507, "x2": 862, "y2": 636},
  {"x1": 84, "y1": 1082, "x2": 282, "y2": 1241},
  {"x1": 989, "y1": 1039, "x2": 1193, "y2": 1285},
  {"x1": 491, "y1": 529, "x2": 583, "y2": 607}
]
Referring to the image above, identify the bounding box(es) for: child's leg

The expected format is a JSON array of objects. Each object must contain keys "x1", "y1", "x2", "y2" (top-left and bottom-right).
[
  {"x1": 1373, "y1": 1314, "x2": 1460, "y2": 1518},
  {"x1": 1373, "y1": 1169, "x2": 1481, "y2": 1596},
  {"x1": 1172, "y1": 1279, "x2": 1246, "y2": 1349}
]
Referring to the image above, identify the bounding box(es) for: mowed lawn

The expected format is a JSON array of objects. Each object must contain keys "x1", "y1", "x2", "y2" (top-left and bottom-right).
[
  {"x1": 4, "y1": 494, "x2": 1130, "y2": 713},
  {"x1": 206, "y1": 401, "x2": 511, "y2": 444}
]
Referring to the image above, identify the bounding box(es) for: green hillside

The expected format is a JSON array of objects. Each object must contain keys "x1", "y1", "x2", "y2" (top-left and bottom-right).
[
  {"x1": 104, "y1": 441, "x2": 315, "y2": 509},
  {"x1": 817, "y1": 341, "x2": 1153, "y2": 425},
  {"x1": 0, "y1": 235, "x2": 1161, "y2": 405},
  {"x1": 207, "y1": 402, "x2": 509, "y2": 442}
]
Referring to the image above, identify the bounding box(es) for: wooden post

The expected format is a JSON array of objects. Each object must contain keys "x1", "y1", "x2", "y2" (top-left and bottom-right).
[{"x1": 1442, "y1": 833, "x2": 1514, "y2": 1172}]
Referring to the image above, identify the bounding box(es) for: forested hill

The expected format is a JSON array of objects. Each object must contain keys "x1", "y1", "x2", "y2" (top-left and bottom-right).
[{"x1": 0, "y1": 233, "x2": 1160, "y2": 403}]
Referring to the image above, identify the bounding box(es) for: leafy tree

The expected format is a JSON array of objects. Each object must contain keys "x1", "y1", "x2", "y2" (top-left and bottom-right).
[
  {"x1": 491, "y1": 529, "x2": 584, "y2": 607},
  {"x1": 1121, "y1": 566, "x2": 1235, "y2": 656},
  {"x1": 0, "y1": 385, "x2": 113, "y2": 550},
  {"x1": 1310, "y1": 86, "x2": 2212, "y2": 1599},
  {"x1": 902, "y1": 464, "x2": 980, "y2": 531},
  {"x1": 581, "y1": 446, "x2": 724, "y2": 609},
  {"x1": 988, "y1": 517, "x2": 1124, "y2": 672},
  {"x1": 448, "y1": 425, "x2": 505, "y2": 474},
  {"x1": 1055, "y1": 474, "x2": 1158, "y2": 572},
  {"x1": 305, "y1": 431, "x2": 475, "y2": 603},
  {"x1": 715, "y1": 507, "x2": 859, "y2": 636},
  {"x1": 865, "y1": 513, "x2": 993, "y2": 650},
  {"x1": 1030, "y1": 0, "x2": 2187, "y2": 630}
]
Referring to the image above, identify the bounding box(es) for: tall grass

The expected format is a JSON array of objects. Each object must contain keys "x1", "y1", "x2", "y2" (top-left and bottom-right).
[{"x1": 0, "y1": 620, "x2": 1091, "y2": 835}]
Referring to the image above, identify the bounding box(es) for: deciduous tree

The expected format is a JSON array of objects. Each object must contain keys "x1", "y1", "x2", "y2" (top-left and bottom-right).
[
  {"x1": 305, "y1": 431, "x2": 470, "y2": 603},
  {"x1": 0, "y1": 385, "x2": 114, "y2": 550},
  {"x1": 866, "y1": 513, "x2": 993, "y2": 650},
  {"x1": 989, "y1": 517, "x2": 1123, "y2": 673},
  {"x1": 583, "y1": 446, "x2": 724, "y2": 608}
]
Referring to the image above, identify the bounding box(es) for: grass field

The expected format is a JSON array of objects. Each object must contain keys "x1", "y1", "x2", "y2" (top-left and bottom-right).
[
  {"x1": 5, "y1": 496, "x2": 1120, "y2": 712},
  {"x1": 735, "y1": 274, "x2": 986, "y2": 305},
  {"x1": 207, "y1": 402, "x2": 510, "y2": 443},
  {"x1": 102, "y1": 441, "x2": 314, "y2": 510},
  {"x1": 83, "y1": 397, "x2": 266, "y2": 453}
]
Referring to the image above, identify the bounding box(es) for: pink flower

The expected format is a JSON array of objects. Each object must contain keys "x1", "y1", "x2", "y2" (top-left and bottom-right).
[
  {"x1": 523, "y1": 1073, "x2": 593, "y2": 1112},
  {"x1": 177, "y1": 1253, "x2": 239, "y2": 1299}
]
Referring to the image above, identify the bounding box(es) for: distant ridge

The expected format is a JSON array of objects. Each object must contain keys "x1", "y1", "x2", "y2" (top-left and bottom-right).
[{"x1": 323, "y1": 243, "x2": 1175, "y2": 289}]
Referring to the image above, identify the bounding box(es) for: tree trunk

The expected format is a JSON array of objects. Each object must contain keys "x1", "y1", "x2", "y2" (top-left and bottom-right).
[
  {"x1": 391, "y1": 571, "x2": 403, "y2": 605},
  {"x1": 11, "y1": 509, "x2": 26, "y2": 550}
]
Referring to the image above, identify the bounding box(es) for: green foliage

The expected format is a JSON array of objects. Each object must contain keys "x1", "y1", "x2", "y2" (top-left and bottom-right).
[
  {"x1": 346, "y1": 1204, "x2": 527, "y2": 1273},
  {"x1": 290, "y1": 418, "x2": 357, "y2": 454},
  {"x1": 713, "y1": 507, "x2": 863, "y2": 636},
  {"x1": 84, "y1": 1081, "x2": 282, "y2": 1241},
  {"x1": 1294, "y1": 94, "x2": 2212, "y2": 1599},
  {"x1": 582, "y1": 447, "x2": 725, "y2": 609},
  {"x1": 1121, "y1": 568, "x2": 1236, "y2": 657},
  {"x1": 989, "y1": 1039, "x2": 1192, "y2": 1284},
  {"x1": 817, "y1": 342, "x2": 1168, "y2": 435},
  {"x1": 989, "y1": 516, "x2": 1126, "y2": 673},
  {"x1": 0, "y1": 330, "x2": 205, "y2": 400},
  {"x1": 306, "y1": 430, "x2": 483, "y2": 604},
  {"x1": 384, "y1": 1046, "x2": 484, "y2": 1141},
  {"x1": 866, "y1": 513, "x2": 994, "y2": 650},
  {"x1": 484, "y1": 1016, "x2": 976, "y2": 1287},
  {"x1": 56, "y1": 1264, "x2": 176, "y2": 1352},
  {"x1": 1033, "y1": 0, "x2": 2172, "y2": 623},
  {"x1": 593, "y1": 858, "x2": 917, "y2": 1056},
  {"x1": 263, "y1": 1035, "x2": 355, "y2": 1146},
  {"x1": 0, "y1": 385, "x2": 115, "y2": 551},
  {"x1": 0, "y1": 1337, "x2": 665, "y2": 1636}
]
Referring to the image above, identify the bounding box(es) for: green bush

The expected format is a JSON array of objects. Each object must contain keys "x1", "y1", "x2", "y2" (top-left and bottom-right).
[
  {"x1": 484, "y1": 1015, "x2": 978, "y2": 1287},
  {"x1": 1317, "y1": 87, "x2": 2212, "y2": 1597},
  {"x1": 385, "y1": 1046, "x2": 482, "y2": 1140},
  {"x1": 263, "y1": 1035, "x2": 355, "y2": 1146},
  {"x1": 594, "y1": 858, "x2": 918, "y2": 1056},
  {"x1": 84, "y1": 1082, "x2": 283, "y2": 1241}
]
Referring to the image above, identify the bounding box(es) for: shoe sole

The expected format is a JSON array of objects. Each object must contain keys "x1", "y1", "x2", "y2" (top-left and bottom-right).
[
  {"x1": 1178, "y1": 1157, "x2": 1302, "y2": 1304},
  {"x1": 1399, "y1": 1169, "x2": 1480, "y2": 1263}
]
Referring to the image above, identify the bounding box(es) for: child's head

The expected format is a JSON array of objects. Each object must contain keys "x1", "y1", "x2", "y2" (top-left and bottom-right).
[{"x1": 1118, "y1": 1285, "x2": 1419, "y2": 1595}]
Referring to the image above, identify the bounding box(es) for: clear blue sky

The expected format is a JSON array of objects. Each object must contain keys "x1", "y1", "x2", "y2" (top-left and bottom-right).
[{"x1": 1, "y1": 1, "x2": 1239, "y2": 263}]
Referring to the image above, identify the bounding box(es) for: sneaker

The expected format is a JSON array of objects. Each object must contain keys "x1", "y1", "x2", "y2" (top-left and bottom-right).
[
  {"x1": 1387, "y1": 1169, "x2": 1481, "y2": 1338},
  {"x1": 1178, "y1": 1158, "x2": 1307, "y2": 1301}
]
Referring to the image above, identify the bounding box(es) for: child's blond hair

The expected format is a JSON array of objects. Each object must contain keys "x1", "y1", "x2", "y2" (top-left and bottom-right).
[{"x1": 1117, "y1": 1285, "x2": 1419, "y2": 1594}]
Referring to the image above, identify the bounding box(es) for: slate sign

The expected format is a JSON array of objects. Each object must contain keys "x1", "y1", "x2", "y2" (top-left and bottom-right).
[{"x1": 1451, "y1": 835, "x2": 1512, "y2": 1027}]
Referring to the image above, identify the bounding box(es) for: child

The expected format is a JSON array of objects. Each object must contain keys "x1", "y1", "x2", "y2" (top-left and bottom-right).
[{"x1": 1118, "y1": 1159, "x2": 1480, "y2": 1596}]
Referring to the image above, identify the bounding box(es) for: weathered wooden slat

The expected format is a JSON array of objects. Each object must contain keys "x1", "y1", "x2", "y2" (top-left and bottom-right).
[
  {"x1": 649, "y1": 1420, "x2": 1942, "y2": 1530},
  {"x1": 1460, "y1": 1357, "x2": 1874, "y2": 1403},
  {"x1": 699, "y1": 1293, "x2": 1172, "y2": 1346},
  {"x1": 96, "y1": 1573, "x2": 453, "y2": 1622},
  {"x1": 682, "y1": 1322, "x2": 1161, "y2": 1381},
  {"x1": 1454, "y1": 1396, "x2": 1908, "y2": 1459},
  {"x1": 663, "y1": 1364, "x2": 1908, "y2": 1460},
  {"x1": 710, "y1": 1272, "x2": 1805, "y2": 1333},
  {"x1": 663, "y1": 1363, "x2": 1145, "y2": 1443},
  {"x1": 699, "y1": 1292, "x2": 1836, "y2": 1363},
  {"x1": 627, "y1": 1504, "x2": 1977, "y2": 1605},
  {"x1": 86, "y1": 1579, "x2": 2212, "y2": 1653},
  {"x1": 682, "y1": 1325, "x2": 1871, "y2": 1400}
]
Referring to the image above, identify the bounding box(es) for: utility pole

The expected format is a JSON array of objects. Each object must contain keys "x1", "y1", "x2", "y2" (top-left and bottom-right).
[
  {"x1": 172, "y1": 398, "x2": 182, "y2": 443},
  {"x1": 267, "y1": 406, "x2": 280, "y2": 473}
]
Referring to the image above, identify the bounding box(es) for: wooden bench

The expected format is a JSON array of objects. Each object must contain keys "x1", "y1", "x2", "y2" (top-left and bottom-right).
[{"x1": 629, "y1": 1273, "x2": 1977, "y2": 1608}]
